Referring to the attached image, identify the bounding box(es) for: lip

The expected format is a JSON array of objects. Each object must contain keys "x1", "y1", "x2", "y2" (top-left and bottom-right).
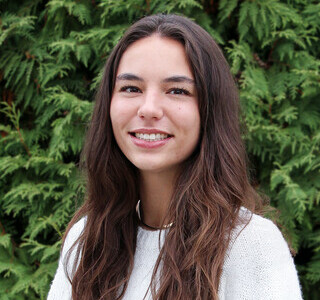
[
  {"x1": 129, "y1": 133, "x2": 173, "y2": 149},
  {"x1": 130, "y1": 128, "x2": 173, "y2": 135}
]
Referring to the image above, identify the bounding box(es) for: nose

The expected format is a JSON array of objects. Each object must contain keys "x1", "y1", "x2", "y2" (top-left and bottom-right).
[{"x1": 137, "y1": 91, "x2": 164, "y2": 120}]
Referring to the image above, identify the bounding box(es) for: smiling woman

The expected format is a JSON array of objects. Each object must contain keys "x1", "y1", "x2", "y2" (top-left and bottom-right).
[
  {"x1": 111, "y1": 36, "x2": 200, "y2": 182},
  {"x1": 47, "y1": 14, "x2": 303, "y2": 300}
]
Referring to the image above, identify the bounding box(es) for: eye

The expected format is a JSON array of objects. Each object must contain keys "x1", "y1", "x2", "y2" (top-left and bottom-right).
[
  {"x1": 168, "y1": 88, "x2": 191, "y2": 96},
  {"x1": 120, "y1": 86, "x2": 142, "y2": 93}
]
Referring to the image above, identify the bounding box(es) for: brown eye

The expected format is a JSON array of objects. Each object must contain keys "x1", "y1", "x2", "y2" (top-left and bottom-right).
[
  {"x1": 120, "y1": 86, "x2": 142, "y2": 93},
  {"x1": 168, "y1": 88, "x2": 191, "y2": 95}
]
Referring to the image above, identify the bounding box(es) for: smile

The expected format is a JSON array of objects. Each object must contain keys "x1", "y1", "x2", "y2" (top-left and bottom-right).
[
  {"x1": 129, "y1": 131, "x2": 173, "y2": 149},
  {"x1": 134, "y1": 133, "x2": 170, "y2": 141}
]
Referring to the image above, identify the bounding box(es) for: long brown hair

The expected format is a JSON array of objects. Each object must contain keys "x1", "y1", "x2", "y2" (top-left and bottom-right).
[{"x1": 64, "y1": 14, "x2": 265, "y2": 300}]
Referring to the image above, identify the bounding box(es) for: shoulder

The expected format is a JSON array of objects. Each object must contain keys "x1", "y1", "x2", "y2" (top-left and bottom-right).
[
  {"x1": 62, "y1": 217, "x2": 86, "y2": 257},
  {"x1": 47, "y1": 217, "x2": 86, "y2": 300},
  {"x1": 228, "y1": 207, "x2": 288, "y2": 256},
  {"x1": 59, "y1": 216, "x2": 87, "y2": 279},
  {"x1": 219, "y1": 207, "x2": 303, "y2": 300},
  {"x1": 224, "y1": 207, "x2": 291, "y2": 273}
]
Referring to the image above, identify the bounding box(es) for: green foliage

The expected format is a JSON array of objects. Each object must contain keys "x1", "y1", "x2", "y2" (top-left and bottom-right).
[{"x1": 0, "y1": 0, "x2": 319, "y2": 299}]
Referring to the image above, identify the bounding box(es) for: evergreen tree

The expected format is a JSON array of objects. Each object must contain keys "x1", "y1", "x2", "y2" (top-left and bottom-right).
[{"x1": 0, "y1": 0, "x2": 319, "y2": 299}]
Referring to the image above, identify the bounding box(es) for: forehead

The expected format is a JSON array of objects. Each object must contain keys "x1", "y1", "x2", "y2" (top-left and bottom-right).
[{"x1": 116, "y1": 35, "x2": 193, "y2": 79}]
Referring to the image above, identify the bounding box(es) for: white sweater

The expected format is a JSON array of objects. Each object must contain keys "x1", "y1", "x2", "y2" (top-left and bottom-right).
[{"x1": 47, "y1": 208, "x2": 303, "y2": 299}]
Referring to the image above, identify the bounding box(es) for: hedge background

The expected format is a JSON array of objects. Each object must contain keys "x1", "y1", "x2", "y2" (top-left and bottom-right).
[{"x1": 0, "y1": 0, "x2": 319, "y2": 299}]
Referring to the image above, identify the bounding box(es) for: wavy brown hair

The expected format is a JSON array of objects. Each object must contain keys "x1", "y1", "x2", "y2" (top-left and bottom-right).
[{"x1": 64, "y1": 14, "x2": 266, "y2": 300}]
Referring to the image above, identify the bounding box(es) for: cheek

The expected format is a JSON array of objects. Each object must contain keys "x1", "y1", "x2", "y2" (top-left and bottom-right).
[
  {"x1": 109, "y1": 99, "x2": 117, "y2": 126},
  {"x1": 184, "y1": 107, "x2": 201, "y2": 152},
  {"x1": 110, "y1": 99, "x2": 130, "y2": 131},
  {"x1": 110, "y1": 101, "x2": 124, "y2": 142},
  {"x1": 176, "y1": 105, "x2": 200, "y2": 134}
]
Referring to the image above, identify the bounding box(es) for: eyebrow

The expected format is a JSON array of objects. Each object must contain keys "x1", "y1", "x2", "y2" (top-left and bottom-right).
[
  {"x1": 116, "y1": 73, "x2": 143, "y2": 81},
  {"x1": 163, "y1": 76, "x2": 194, "y2": 84},
  {"x1": 116, "y1": 73, "x2": 195, "y2": 84}
]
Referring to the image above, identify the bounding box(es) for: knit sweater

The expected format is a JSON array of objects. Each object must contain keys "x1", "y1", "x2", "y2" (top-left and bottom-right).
[{"x1": 47, "y1": 208, "x2": 303, "y2": 299}]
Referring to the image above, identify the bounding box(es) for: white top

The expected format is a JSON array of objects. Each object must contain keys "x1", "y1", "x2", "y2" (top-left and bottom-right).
[{"x1": 47, "y1": 208, "x2": 303, "y2": 299}]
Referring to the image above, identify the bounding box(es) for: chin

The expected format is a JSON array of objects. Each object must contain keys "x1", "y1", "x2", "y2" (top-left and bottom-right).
[
  {"x1": 135, "y1": 164, "x2": 166, "y2": 173},
  {"x1": 134, "y1": 162, "x2": 180, "y2": 175}
]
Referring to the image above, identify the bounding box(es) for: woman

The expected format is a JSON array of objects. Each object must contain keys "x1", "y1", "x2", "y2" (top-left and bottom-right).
[{"x1": 47, "y1": 14, "x2": 303, "y2": 300}]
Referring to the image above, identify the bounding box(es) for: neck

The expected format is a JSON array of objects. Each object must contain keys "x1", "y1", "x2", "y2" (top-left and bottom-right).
[{"x1": 139, "y1": 169, "x2": 177, "y2": 229}]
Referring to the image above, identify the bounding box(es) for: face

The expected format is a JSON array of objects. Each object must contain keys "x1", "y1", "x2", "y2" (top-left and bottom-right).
[{"x1": 110, "y1": 35, "x2": 200, "y2": 175}]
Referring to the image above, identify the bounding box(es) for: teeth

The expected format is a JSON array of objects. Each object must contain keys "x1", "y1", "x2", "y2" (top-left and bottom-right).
[{"x1": 134, "y1": 133, "x2": 169, "y2": 141}]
